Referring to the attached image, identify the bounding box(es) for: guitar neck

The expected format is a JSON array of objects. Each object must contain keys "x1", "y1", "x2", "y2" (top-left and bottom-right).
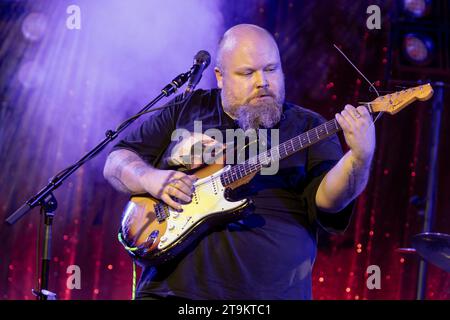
[{"x1": 220, "y1": 117, "x2": 346, "y2": 186}]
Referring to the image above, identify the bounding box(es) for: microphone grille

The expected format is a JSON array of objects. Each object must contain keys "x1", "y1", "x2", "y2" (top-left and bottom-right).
[{"x1": 194, "y1": 50, "x2": 211, "y2": 68}]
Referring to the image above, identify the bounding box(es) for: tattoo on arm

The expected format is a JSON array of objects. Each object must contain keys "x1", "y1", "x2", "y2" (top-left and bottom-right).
[
  {"x1": 112, "y1": 154, "x2": 135, "y2": 179},
  {"x1": 346, "y1": 159, "x2": 357, "y2": 200},
  {"x1": 108, "y1": 176, "x2": 132, "y2": 193},
  {"x1": 110, "y1": 153, "x2": 148, "y2": 179},
  {"x1": 105, "y1": 150, "x2": 151, "y2": 193},
  {"x1": 132, "y1": 163, "x2": 149, "y2": 177},
  {"x1": 346, "y1": 158, "x2": 371, "y2": 201}
]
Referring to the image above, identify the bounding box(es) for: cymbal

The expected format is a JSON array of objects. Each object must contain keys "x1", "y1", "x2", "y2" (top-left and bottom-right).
[
  {"x1": 411, "y1": 232, "x2": 450, "y2": 273},
  {"x1": 395, "y1": 247, "x2": 417, "y2": 254}
]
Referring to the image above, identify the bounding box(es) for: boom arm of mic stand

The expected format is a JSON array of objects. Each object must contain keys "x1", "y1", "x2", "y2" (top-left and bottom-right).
[{"x1": 5, "y1": 71, "x2": 190, "y2": 225}]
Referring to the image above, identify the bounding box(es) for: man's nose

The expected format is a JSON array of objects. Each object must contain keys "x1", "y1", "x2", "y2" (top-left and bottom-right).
[{"x1": 254, "y1": 71, "x2": 268, "y2": 88}]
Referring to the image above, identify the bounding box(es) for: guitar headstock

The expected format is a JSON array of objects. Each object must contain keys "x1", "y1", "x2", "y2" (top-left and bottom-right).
[{"x1": 368, "y1": 83, "x2": 434, "y2": 115}]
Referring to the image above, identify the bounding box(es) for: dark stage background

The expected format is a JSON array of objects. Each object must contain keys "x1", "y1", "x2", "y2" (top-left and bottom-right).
[{"x1": 1, "y1": 0, "x2": 449, "y2": 300}]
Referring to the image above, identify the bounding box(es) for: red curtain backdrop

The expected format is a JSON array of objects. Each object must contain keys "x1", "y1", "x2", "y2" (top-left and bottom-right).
[{"x1": 1, "y1": 0, "x2": 449, "y2": 299}]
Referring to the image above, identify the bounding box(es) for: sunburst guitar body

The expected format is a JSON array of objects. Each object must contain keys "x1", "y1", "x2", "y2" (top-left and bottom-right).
[{"x1": 119, "y1": 158, "x2": 255, "y2": 266}]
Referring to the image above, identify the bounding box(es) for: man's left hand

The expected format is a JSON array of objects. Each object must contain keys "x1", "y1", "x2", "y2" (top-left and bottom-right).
[{"x1": 335, "y1": 104, "x2": 375, "y2": 164}]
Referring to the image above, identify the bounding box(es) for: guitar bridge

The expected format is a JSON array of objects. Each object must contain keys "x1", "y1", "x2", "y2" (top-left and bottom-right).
[{"x1": 154, "y1": 202, "x2": 170, "y2": 223}]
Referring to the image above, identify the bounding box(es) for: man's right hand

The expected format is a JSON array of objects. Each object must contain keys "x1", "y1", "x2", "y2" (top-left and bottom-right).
[{"x1": 139, "y1": 168, "x2": 198, "y2": 211}]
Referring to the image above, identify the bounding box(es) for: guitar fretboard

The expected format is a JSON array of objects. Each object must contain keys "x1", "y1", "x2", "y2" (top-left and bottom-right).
[{"x1": 220, "y1": 118, "x2": 342, "y2": 186}]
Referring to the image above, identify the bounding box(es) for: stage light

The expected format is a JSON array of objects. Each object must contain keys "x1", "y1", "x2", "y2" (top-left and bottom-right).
[
  {"x1": 402, "y1": 0, "x2": 432, "y2": 18},
  {"x1": 17, "y1": 61, "x2": 45, "y2": 88},
  {"x1": 402, "y1": 33, "x2": 434, "y2": 66},
  {"x1": 21, "y1": 12, "x2": 47, "y2": 42}
]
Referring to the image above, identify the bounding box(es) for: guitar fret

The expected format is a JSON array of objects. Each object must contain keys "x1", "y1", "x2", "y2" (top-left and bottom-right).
[
  {"x1": 263, "y1": 152, "x2": 270, "y2": 165},
  {"x1": 221, "y1": 119, "x2": 342, "y2": 186},
  {"x1": 329, "y1": 122, "x2": 335, "y2": 132},
  {"x1": 275, "y1": 145, "x2": 280, "y2": 160}
]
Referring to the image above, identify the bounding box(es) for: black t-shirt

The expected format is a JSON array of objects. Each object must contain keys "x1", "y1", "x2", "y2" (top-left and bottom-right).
[{"x1": 111, "y1": 89, "x2": 354, "y2": 299}]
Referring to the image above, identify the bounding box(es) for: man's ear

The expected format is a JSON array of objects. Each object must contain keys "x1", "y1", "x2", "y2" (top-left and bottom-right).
[{"x1": 214, "y1": 67, "x2": 223, "y2": 89}]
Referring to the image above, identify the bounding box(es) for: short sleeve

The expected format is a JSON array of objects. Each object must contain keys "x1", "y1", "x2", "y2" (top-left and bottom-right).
[
  {"x1": 300, "y1": 115, "x2": 355, "y2": 234},
  {"x1": 110, "y1": 95, "x2": 184, "y2": 166}
]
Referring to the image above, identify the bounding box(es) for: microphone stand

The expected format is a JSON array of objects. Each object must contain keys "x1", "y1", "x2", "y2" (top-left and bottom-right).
[{"x1": 5, "y1": 70, "x2": 191, "y2": 300}]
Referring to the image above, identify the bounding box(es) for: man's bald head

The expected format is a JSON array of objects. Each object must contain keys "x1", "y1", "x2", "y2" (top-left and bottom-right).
[
  {"x1": 216, "y1": 24, "x2": 280, "y2": 71},
  {"x1": 214, "y1": 24, "x2": 285, "y2": 130}
]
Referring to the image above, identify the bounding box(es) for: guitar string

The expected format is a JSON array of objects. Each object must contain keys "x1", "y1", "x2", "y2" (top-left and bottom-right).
[
  {"x1": 333, "y1": 44, "x2": 383, "y2": 124},
  {"x1": 221, "y1": 120, "x2": 340, "y2": 184}
]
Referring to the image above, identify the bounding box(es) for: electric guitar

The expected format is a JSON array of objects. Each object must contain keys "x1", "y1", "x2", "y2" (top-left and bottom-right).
[{"x1": 118, "y1": 83, "x2": 434, "y2": 266}]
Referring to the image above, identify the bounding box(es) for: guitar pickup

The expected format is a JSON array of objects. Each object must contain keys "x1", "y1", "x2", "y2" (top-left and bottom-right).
[{"x1": 154, "y1": 202, "x2": 170, "y2": 223}]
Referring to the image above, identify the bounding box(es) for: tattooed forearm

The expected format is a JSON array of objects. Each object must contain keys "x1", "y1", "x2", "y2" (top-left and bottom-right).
[
  {"x1": 103, "y1": 149, "x2": 153, "y2": 193},
  {"x1": 345, "y1": 155, "x2": 371, "y2": 202},
  {"x1": 346, "y1": 159, "x2": 358, "y2": 200},
  {"x1": 133, "y1": 163, "x2": 150, "y2": 177},
  {"x1": 316, "y1": 151, "x2": 372, "y2": 213},
  {"x1": 108, "y1": 151, "x2": 149, "y2": 179},
  {"x1": 111, "y1": 154, "x2": 137, "y2": 179},
  {"x1": 108, "y1": 175, "x2": 132, "y2": 193}
]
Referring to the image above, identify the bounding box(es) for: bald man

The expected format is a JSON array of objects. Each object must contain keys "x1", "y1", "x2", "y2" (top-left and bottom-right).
[{"x1": 104, "y1": 24, "x2": 375, "y2": 299}]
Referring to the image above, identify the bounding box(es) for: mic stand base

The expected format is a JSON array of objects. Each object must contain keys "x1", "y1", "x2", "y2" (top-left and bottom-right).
[{"x1": 32, "y1": 193, "x2": 58, "y2": 300}]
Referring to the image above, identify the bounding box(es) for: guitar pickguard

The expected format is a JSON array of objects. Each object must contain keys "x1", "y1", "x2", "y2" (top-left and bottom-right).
[{"x1": 156, "y1": 165, "x2": 248, "y2": 251}]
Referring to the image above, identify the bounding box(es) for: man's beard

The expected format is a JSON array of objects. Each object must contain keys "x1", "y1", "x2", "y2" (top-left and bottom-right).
[
  {"x1": 235, "y1": 100, "x2": 282, "y2": 131},
  {"x1": 223, "y1": 87, "x2": 285, "y2": 131}
]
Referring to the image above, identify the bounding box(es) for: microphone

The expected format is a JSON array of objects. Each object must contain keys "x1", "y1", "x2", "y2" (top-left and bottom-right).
[{"x1": 185, "y1": 50, "x2": 211, "y2": 94}]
